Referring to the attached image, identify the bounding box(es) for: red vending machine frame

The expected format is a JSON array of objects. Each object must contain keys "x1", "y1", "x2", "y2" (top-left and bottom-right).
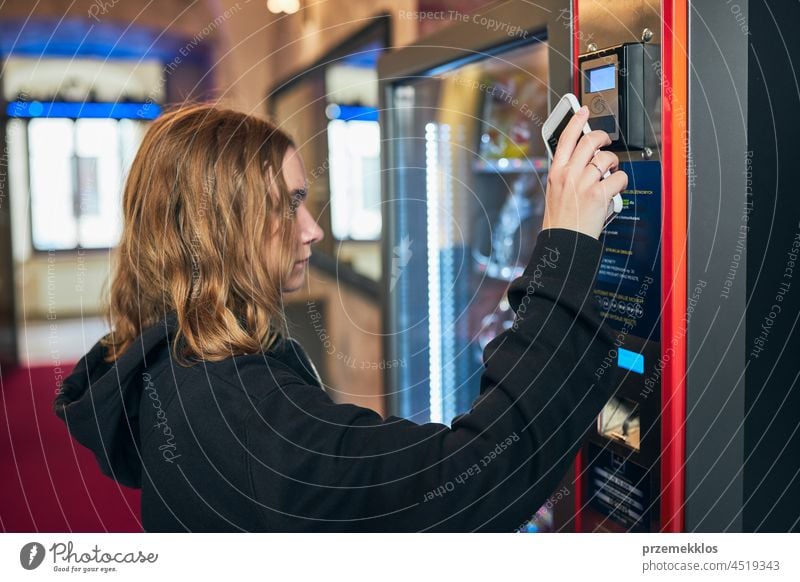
[
  {"x1": 571, "y1": 0, "x2": 687, "y2": 533},
  {"x1": 658, "y1": 0, "x2": 687, "y2": 533}
]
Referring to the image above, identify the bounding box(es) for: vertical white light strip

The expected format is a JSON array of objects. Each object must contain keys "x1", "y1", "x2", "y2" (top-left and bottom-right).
[
  {"x1": 439, "y1": 123, "x2": 456, "y2": 424},
  {"x1": 425, "y1": 122, "x2": 443, "y2": 424}
]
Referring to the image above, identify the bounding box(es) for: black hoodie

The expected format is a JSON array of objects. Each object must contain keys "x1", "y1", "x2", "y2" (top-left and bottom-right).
[{"x1": 54, "y1": 228, "x2": 616, "y2": 532}]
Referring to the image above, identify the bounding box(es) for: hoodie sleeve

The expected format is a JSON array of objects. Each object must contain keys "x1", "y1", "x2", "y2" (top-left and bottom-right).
[{"x1": 244, "y1": 228, "x2": 616, "y2": 532}]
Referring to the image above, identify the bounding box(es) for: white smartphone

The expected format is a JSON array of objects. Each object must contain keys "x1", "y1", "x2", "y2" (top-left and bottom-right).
[{"x1": 541, "y1": 93, "x2": 624, "y2": 225}]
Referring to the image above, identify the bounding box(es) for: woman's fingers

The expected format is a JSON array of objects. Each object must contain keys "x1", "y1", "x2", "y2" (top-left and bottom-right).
[
  {"x1": 580, "y1": 150, "x2": 619, "y2": 188},
  {"x1": 543, "y1": 108, "x2": 626, "y2": 239},
  {"x1": 552, "y1": 106, "x2": 590, "y2": 167},
  {"x1": 567, "y1": 130, "x2": 612, "y2": 177},
  {"x1": 596, "y1": 169, "x2": 629, "y2": 204}
]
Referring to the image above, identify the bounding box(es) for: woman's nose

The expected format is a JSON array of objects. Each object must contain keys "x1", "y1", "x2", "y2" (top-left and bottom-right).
[{"x1": 299, "y1": 205, "x2": 324, "y2": 244}]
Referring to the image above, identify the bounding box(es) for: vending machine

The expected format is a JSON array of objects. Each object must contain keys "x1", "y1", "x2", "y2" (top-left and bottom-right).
[{"x1": 379, "y1": 0, "x2": 800, "y2": 532}]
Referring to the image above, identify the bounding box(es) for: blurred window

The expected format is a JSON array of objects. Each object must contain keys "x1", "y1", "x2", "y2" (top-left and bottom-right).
[{"x1": 26, "y1": 117, "x2": 147, "y2": 251}]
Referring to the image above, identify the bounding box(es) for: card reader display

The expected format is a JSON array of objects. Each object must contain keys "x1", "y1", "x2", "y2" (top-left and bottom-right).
[
  {"x1": 587, "y1": 64, "x2": 616, "y2": 93},
  {"x1": 579, "y1": 43, "x2": 659, "y2": 150}
]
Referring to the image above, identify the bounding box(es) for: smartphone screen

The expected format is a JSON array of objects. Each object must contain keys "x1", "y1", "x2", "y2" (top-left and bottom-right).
[{"x1": 546, "y1": 108, "x2": 575, "y2": 157}]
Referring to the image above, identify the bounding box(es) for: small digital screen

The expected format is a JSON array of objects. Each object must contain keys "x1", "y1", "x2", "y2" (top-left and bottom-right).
[{"x1": 588, "y1": 65, "x2": 616, "y2": 93}]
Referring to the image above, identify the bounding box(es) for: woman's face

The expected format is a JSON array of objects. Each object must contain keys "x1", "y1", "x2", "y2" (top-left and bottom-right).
[{"x1": 280, "y1": 147, "x2": 323, "y2": 293}]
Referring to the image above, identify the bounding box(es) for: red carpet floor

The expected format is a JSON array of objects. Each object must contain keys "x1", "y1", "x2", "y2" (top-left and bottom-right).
[{"x1": 0, "y1": 364, "x2": 142, "y2": 532}]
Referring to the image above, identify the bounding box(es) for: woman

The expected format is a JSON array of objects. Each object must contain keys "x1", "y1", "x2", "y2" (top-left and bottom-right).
[{"x1": 54, "y1": 103, "x2": 627, "y2": 532}]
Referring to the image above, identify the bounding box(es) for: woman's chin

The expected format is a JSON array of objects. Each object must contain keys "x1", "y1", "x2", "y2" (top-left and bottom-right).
[
  {"x1": 281, "y1": 261, "x2": 308, "y2": 293},
  {"x1": 282, "y1": 276, "x2": 303, "y2": 293}
]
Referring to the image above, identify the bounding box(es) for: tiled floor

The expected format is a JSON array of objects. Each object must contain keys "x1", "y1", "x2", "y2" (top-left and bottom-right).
[{"x1": 17, "y1": 316, "x2": 109, "y2": 367}]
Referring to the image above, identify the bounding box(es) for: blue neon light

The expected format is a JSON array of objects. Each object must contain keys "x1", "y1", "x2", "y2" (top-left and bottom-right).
[
  {"x1": 328, "y1": 104, "x2": 378, "y2": 122},
  {"x1": 617, "y1": 348, "x2": 645, "y2": 374},
  {"x1": 0, "y1": 20, "x2": 192, "y2": 61},
  {"x1": 340, "y1": 42, "x2": 384, "y2": 68},
  {"x1": 6, "y1": 101, "x2": 161, "y2": 120}
]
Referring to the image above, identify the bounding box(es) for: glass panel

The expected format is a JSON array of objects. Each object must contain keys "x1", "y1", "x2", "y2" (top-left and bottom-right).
[
  {"x1": 390, "y1": 40, "x2": 550, "y2": 425},
  {"x1": 388, "y1": 37, "x2": 562, "y2": 535}
]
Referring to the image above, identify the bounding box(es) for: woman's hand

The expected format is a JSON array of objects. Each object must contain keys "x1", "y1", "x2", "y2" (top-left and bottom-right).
[{"x1": 541, "y1": 105, "x2": 629, "y2": 239}]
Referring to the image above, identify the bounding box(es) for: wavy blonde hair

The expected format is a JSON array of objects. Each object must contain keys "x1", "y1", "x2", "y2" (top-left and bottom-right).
[{"x1": 101, "y1": 103, "x2": 298, "y2": 365}]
